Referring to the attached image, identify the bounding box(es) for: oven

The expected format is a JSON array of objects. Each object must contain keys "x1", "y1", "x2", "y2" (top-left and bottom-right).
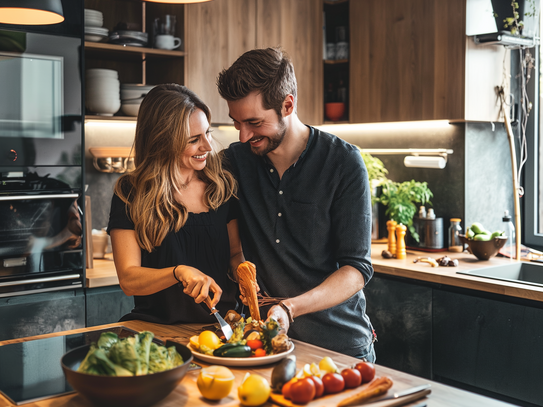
[{"x1": 0, "y1": 7, "x2": 85, "y2": 297}]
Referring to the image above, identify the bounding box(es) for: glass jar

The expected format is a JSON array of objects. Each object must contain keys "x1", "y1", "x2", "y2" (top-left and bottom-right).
[{"x1": 448, "y1": 218, "x2": 463, "y2": 252}]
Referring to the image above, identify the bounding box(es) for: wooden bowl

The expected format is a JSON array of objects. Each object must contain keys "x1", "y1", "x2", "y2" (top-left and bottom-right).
[
  {"x1": 459, "y1": 235, "x2": 508, "y2": 260},
  {"x1": 325, "y1": 102, "x2": 345, "y2": 121},
  {"x1": 61, "y1": 341, "x2": 193, "y2": 407}
]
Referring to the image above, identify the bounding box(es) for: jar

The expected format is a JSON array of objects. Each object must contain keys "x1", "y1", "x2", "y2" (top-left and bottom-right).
[{"x1": 448, "y1": 218, "x2": 463, "y2": 252}]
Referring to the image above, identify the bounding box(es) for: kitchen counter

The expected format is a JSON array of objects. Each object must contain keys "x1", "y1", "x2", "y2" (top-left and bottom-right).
[
  {"x1": 87, "y1": 244, "x2": 543, "y2": 301},
  {"x1": 0, "y1": 321, "x2": 516, "y2": 407}
]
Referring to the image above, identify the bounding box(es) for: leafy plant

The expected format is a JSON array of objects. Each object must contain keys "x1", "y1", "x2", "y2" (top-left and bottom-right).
[
  {"x1": 378, "y1": 180, "x2": 433, "y2": 242},
  {"x1": 360, "y1": 151, "x2": 388, "y2": 205}
]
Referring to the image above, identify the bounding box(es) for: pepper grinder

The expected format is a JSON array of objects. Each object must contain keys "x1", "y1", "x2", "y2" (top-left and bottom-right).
[
  {"x1": 387, "y1": 220, "x2": 397, "y2": 254},
  {"x1": 395, "y1": 224, "x2": 407, "y2": 259}
]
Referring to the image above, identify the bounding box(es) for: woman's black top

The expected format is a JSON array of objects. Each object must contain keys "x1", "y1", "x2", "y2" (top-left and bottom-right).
[{"x1": 107, "y1": 190, "x2": 240, "y2": 324}]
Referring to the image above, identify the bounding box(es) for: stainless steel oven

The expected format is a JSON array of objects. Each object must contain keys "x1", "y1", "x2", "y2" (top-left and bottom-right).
[{"x1": 0, "y1": 9, "x2": 85, "y2": 297}]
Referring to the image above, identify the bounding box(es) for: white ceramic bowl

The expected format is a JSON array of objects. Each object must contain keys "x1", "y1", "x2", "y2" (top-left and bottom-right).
[
  {"x1": 85, "y1": 33, "x2": 107, "y2": 42},
  {"x1": 121, "y1": 103, "x2": 141, "y2": 117},
  {"x1": 86, "y1": 97, "x2": 121, "y2": 116},
  {"x1": 85, "y1": 26, "x2": 108, "y2": 35},
  {"x1": 86, "y1": 68, "x2": 118, "y2": 78}
]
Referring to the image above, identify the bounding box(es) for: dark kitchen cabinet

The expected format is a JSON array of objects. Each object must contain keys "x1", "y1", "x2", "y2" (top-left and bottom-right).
[
  {"x1": 364, "y1": 274, "x2": 433, "y2": 379},
  {"x1": 0, "y1": 290, "x2": 85, "y2": 342},
  {"x1": 433, "y1": 288, "x2": 543, "y2": 407},
  {"x1": 85, "y1": 285, "x2": 134, "y2": 327}
]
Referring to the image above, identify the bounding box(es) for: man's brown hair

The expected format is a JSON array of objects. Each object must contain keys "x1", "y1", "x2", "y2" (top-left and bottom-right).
[{"x1": 217, "y1": 47, "x2": 297, "y2": 116}]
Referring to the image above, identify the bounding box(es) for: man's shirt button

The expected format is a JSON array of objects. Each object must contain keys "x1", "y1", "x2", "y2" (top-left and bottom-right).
[
  {"x1": 276, "y1": 239, "x2": 280, "y2": 243},
  {"x1": 279, "y1": 190, "x2": 283, "y2": 195}
]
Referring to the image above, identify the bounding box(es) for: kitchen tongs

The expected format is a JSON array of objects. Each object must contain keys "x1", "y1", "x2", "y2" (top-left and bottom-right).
[{"x1": 204, "y1": 297, "x2": 233, "y2": 341}]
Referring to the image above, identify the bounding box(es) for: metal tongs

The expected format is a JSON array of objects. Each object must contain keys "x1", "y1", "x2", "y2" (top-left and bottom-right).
[{"x1": 203, "y1": 297, "x2": 233, "y2": 341}]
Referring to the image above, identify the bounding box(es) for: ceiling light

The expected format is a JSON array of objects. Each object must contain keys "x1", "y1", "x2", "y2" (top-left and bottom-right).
[
  {"x1": 145, "y1": 0, "x2": 213, "y2": 3},
  {"x1": 0, "y1": 0, "x2": 64, "y2": 25}
]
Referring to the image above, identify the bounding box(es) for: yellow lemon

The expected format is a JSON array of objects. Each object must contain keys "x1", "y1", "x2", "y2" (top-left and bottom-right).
[
  {"x1": 197, "y1": 365, "x2": 235, "y2": 400},
  {"x1": 318, "y1": 356, "x2": 338, "y2": 374},
  {"x1": 238, "y1": 373, "x2": 271, "y2": 406},
  {"x1": 189, "y1": 335, "x2": 199, "y2": 349},
  {"x1": 310, "y1": 362, "x2": 322, "y2": 378},
  {"x1": 198, "y1": 330, "x2": 222, "y2": 350}
]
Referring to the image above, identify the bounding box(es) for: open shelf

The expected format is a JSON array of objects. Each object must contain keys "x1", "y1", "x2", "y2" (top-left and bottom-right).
[{"x1": 85, "y1": 41, "x2": 185, "y2": 59}]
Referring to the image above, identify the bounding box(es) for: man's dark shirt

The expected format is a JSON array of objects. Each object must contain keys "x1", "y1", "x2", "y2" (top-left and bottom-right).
[{"x1": 224, "y1": 126, "x2": 374, "y2": 356}]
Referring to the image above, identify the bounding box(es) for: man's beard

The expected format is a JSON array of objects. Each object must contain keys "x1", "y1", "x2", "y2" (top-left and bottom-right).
[{"x1": 250, "y1": 117, "x2": 287, "y2": 156}]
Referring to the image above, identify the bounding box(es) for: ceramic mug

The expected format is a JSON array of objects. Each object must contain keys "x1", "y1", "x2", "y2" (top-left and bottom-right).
[
  {"x1": 336, "y1": 41, "x2": 349, "y2": 60},
  {"x1": 155, "y1": 34, "x2": 181, "y2": 50}
]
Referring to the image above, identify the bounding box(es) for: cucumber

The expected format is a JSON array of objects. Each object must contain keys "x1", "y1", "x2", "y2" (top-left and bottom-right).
[
  {"x1": 271, "y1": 355, "x2": 296, "y2": 393},
  {"x1": 213, "y1": 344, "x2": 252, "y2": 358}
]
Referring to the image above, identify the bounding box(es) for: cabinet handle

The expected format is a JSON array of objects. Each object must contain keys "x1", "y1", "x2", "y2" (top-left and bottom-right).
[
  {"x1": 0, "y1": 193, "x2": 79, "y2": 201},
  {"x1": 0, "y1": 274, "x2": 81, "y2": 287}
]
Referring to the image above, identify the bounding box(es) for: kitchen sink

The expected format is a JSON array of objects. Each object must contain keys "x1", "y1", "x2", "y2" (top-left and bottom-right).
[{"x1": 457, "y1": 262, "x2": 543, "y2": 287}]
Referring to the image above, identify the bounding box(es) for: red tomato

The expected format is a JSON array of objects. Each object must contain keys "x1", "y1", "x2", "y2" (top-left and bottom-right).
[
  {"x1": 354, "y1": 362, "x2": 376, "y2": 383},
  {"x1": 253, "y1": 348, "x2": 267, "y2": 357},
  {"x1": 246, "y1": 339, "x2": 263, "y2": 350},
  {"x1": 321, "y1": 372, "x2": 345, "y2": 394},
  {"x1": 282, "y1": 379, "x2": 296, "y2": 399},
  {"x1": 290, "y1": 377, "x2": 316, "y2": 404},
  {"x1": 308, "y1": 375, "x2": 324, "y2": 398},
  {"x1": 341, "y1": 368, "x2": 362, "y2": 388}
]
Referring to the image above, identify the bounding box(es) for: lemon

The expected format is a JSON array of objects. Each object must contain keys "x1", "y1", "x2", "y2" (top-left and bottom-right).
[
  {"x1": 238, "y1": 373, "x2": 271, "y2": 406},
  {"x1": 310, "y1": 362, "x2": 322, "y2": 377},
  {"x1": 197, "y1": 365, "x2": 235, "y2": 400},
  {"x1": 189, "y1": 335, "x2": 199, "y2": 349},
  {"x1": 198, "y1": 330, "x2": 222, "y2": 350},
  {"x1": 318, "y1": 356, "x2": 338, "y2": 374}
]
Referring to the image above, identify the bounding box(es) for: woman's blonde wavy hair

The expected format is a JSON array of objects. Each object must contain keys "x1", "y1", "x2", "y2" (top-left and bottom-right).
[{"x1": 114, "y1": 83, "x2": 237, "y2": 253}]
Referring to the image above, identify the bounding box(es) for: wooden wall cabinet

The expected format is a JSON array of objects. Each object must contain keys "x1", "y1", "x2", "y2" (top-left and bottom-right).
[
  {"x1": 184, "y1": 0, "x2": 322, "y2": 125},
  {"x1": 84, "y1": 0, "x2": 185, "y2": 119},
  {"x1": 349, "y1": 0, "x2": 506, "y2": 123}
]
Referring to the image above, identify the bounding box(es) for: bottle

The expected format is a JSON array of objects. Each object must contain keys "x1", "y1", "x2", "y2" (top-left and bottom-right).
[
  {"x1": 426, "y1": 208, "x2": 436, "y2": 220},
  {"x1": 448, "y1": 218, "x2": 463, "y2": 252},
  {"x1": 502, "y1": 210, "x2": 516, "y2": 259}
]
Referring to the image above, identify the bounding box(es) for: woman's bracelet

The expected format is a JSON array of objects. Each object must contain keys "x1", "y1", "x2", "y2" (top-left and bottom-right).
[
  {"x1": 279, "y1": 301, "x2": 294, "y2": 324},
  {"x1": 173, "y1": 265, "x2": 182, "y2": 284}
]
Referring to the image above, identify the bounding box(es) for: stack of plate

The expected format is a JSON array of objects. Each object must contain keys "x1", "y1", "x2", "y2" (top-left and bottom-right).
[
  {"x1": 120, "y1": 83, "x2": 155, "y2": 116},
  {"x1": 109, "y1": 30, "x2": 148, "y2": 47},
  {"x1": 86, "y1": 69, "x2": 121, "y2": 116},
  {"x1": 84, "y1": 9, "x2": 108, "y2": 42}
]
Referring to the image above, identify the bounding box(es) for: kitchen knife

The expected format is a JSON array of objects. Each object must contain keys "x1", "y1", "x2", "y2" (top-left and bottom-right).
[
  {"x1": 203, "y1": 297, "x2": 233, "y2": 341},
  {"x1": 368, "y1": 384, "x2": 431, "y2": 404}
]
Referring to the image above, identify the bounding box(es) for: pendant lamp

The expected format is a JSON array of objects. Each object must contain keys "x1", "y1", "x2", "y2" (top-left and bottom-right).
[
  {"x1": 0, "y1": 0, "x2": 64, "y2": 25},
  {"x1": 145, "y1": 0, "x2": 213, "y2": 3}
]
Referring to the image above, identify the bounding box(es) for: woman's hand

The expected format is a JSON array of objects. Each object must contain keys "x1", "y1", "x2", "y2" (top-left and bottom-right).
[{"x1": 175, "y1": 265, "x2": 223, "y2": 307}]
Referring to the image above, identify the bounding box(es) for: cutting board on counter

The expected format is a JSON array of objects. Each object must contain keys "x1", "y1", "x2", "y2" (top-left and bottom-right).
[{"x1": 269, "y1": 386, "x2": 431, "y2": 407}]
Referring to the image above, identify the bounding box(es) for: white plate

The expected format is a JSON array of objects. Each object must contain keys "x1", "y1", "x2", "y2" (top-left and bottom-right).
[{"x1": 188, "y1": 342, "x2": 295, "y2": 367}]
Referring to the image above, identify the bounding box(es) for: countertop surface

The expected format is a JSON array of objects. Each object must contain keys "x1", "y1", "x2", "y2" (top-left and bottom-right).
[
  {"x1": 0, "y1": 321, "x2": 517, "y2": 407},
  {"x1": 88, "y1": 244, "x2": 543, "y2": 303}
]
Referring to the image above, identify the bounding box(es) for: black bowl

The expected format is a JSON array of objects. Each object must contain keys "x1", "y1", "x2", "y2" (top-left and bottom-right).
[
  {"x1": 459, "y1": 234, "x2": 508, "y2": 260},
  {"x1": 61, "y1": 340, "x2": 193, "y2": 407}
]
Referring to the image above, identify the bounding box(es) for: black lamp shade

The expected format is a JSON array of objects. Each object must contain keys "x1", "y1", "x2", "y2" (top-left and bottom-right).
[{"x1": 0, "y1": 0, "x2": 64, "y2": 25}]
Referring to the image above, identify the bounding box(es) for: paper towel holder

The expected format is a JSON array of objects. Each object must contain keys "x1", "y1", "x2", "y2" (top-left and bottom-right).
[{"x1": 359, "y1": 148, "x2": 453, "y2": 169}]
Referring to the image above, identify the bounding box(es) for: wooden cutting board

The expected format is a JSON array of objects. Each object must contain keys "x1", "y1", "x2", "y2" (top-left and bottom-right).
[{"x1": 269, "y1": 386, "x2": 431, "y2": 407}]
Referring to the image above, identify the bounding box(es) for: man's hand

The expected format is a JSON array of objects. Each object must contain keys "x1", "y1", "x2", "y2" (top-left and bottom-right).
[{"x1": 267, "y1": 304, "x2": 290, "y2": 334}]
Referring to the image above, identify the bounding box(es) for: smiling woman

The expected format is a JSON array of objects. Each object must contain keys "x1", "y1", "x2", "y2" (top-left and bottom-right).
[{"x1": 106, "y1": 83, "x2": 246, "y2": 326}]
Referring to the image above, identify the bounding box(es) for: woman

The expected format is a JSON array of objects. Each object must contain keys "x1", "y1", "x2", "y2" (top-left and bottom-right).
[{"x1": 107, "y1": 83, "x2": 244, "y2": 324}]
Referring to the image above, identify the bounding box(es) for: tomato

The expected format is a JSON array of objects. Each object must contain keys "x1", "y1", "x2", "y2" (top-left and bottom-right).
[
  {"x1": 282, "y1": 379, "x2": 296, "y2": 399},
  {"x1": 341, "y1": 368, "x2": 362, "y2": 388},
  {"x1": 354, "y1": 362, "x2": 376, "y2": 383},
  {"x1": 289, "y1": 377, "x2": 316, "y2": 404},
  {"x1": 247, "y1": 339, "x2": 263, "y2": 350},
  {"x1": 253, "y1": 348, "x2": 267, "y2": 357},
  {"x1": 307, "y1": 375, "x2": 324, "y2": 398},
  {"x1": 321, "y1": 372, "x2": 345, "y2": 394}
]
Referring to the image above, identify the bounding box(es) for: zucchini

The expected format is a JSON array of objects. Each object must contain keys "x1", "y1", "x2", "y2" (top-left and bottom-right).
[{"x1": 213, "y1": 344, "x2": 252, "y2": 358}]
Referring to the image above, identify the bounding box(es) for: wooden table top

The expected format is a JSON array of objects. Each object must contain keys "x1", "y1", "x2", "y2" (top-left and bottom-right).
[{"x1": 0, "y1": 321, "x2": 516, "y2": 407}]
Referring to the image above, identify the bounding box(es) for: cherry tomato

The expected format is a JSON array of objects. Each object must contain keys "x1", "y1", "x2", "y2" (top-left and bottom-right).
[
  {"x1": 321, "y1": 372, "x2": 345, "y2": 394},
  {"x1": 246, "y1": 339, "x2": 263, "y2": 350},
  {"x1": 253, "y1": 348, "x2": 267, "y2": 357},
  {"x1": 282, "y1": 379, "x2": 296, "y2": 399},
  {"x1": 354, "y1": 362, "x2": 376, "y2": 383},
  {"x1": 290, "y1": 377, "x2": 316, "y2": 404},
  {"x1": 341, "y1": 368, "x2": 362, "y2": 388},
  {"x1": 308, "y1": 375, "x2": 324, "y2": 398}
]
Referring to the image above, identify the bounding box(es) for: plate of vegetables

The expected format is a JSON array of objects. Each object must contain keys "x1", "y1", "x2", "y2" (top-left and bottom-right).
[{"x1": 189, "y1": 317, "x2": 295, "y2": 367}]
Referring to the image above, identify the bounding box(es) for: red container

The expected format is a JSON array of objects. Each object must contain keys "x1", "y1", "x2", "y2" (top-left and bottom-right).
[{"x1": 325, "y1": 102, "x2": 345, "y2": 121}]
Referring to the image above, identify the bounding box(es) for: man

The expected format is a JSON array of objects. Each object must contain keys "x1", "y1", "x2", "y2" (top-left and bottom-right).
[{"x1": 217, "y1": 47, "x2": 375, "y2": 360}]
